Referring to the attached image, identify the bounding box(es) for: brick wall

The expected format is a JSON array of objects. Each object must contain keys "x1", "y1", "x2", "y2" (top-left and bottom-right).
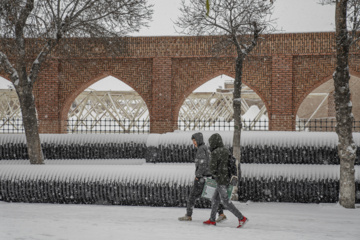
[{"x1": 2, "y1": 32, "x2": 360, "y2": 133}]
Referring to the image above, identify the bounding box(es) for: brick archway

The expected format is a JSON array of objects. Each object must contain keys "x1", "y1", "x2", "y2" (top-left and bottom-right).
[
  {"x1": 59, "y1": 72, "x2": 151, "y2": 132},
  {"x1": 295, "y1": 70, "x2": 360, "y2": 120},
  {"x1": 294, "y1": 63, "x2": 360, "y2": 119},
  {"x1": 173, "y1": 70, "x2": 270, "y2": 123},
  {"x1": 12, "y1": 32, "x2": 360, "y2": 133}
]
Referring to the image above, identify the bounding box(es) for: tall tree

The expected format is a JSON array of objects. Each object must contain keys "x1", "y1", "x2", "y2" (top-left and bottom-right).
[
  {"x1": 320, "y1": 0, "x2": 359, "y2": 208},
  {"x1": 176, "y1": 0, "x2": 275, "y2": 197},
  {"x1": 0, "y1": 0, "x2": 153, "y2": 164}
]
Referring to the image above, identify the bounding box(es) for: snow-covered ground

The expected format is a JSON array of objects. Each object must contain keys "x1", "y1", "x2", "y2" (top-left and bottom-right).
[{"x1": 0, "y1": 201, "x2": 359, "y2": 240}]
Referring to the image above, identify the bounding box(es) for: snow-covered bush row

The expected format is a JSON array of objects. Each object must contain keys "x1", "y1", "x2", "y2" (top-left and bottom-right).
[
  {"x1": 149, "y1": 131, "x2": 360, "y2": 165},
  {"x1": 0, "y1": 164, "x2": 359, "y2": 204},
  {"x1": 1, "y1": 132, "x2": 360, "y2": 165},
  {"x1": 152, "y1": 143, "x2": 360, "y2": 165},
  {"x1": 0, "y1": 134, "x2": 148, "y2": 160},
  {"x1": 0, "y1": 164, "x2": 206, "y2": 207},
  {"x1": 2, "y1": 131, "x2": 359, "y2": 148},
  {"x1": 157, "y1": 131, "x2": 360, "y2": 148}
]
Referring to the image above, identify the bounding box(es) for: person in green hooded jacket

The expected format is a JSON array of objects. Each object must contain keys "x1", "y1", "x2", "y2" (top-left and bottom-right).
[{"x1": 203, "y1": 133, "x2": 248, "y2": 228}]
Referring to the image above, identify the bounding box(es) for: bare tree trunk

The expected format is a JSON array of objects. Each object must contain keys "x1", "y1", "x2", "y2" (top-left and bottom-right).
[
  {"x1": 334, "y1": 0, "x2": 356, "y2": 208},
  {"x1": 233, "y1": 56, "x2": 243, "y2": 162},
  {"x1": 232, "y1": 56, "x2": 244, "y2": 200},
  {"x1": 16, "y1": 84, "x2": 44, "y2": 165}
]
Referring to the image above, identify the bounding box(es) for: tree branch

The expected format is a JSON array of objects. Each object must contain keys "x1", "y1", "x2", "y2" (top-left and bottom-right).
[{"x1": 0, "y1": 50, "x2": 18, "y2": 83}]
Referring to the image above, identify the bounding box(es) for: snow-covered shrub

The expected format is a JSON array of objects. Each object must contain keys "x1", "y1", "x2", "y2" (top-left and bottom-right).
[
  {"x1": 1, "y1": 164, "x2": 359, "y2": 205},
  {"x1": 0, "y1": 164, "x2": 209, "y2": 207},
  {"x1": 0, "y1": 134, "x2": 148, "y2": 160},
  {"x1": 149, "y1": 131, "x2": 360, "y2": 165},
  {"x1": 1, "y1": 132, "x2": 360, "y2": 165}
]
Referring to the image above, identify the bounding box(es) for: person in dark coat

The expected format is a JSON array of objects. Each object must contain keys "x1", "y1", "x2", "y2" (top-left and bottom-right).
[
  {"x1": 203, "y1": 133, "x2": 248, "y2": 228},
  {"x1": 178, "y1": 132, "x2": 226, "y2": 222}
]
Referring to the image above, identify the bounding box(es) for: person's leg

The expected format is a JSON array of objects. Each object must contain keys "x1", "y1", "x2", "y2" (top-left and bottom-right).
[
  {"x1": 209, "y1": 188, "x2": 221, "y2": 222},
  {"x1": 186, "y1": 178, "x2": 205, "y2": 217},
  {"x1": 217, "y1": 204, "x2": 224, "y2": 215},
  {"x1": 216, "y1": 204, "x2": 227, "y2": 223},
  {"x1": 217, "y1": 185, "x2": 244, "y2": 220}
]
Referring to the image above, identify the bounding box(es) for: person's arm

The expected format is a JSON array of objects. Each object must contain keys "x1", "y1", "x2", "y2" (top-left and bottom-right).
[
  {"x1": 209, "y1": 151, "x2": 218, "y2": 178},
  {"x1": 195, "y1": 146, "x2": 208, "y2": 178}
]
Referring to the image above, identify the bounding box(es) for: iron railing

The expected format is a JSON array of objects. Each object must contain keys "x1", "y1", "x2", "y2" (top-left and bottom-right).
[
  {"x1": 0, "y1": 118, "x2": 24, "y2": 133},
  {"x1": 2, "y1": 118, "x2": 360, "y2": 133},
  {"x1": 177, "y1": 119, "x2": 269, "y2": 131},
  {"x1": 66, "y1": 119, "x2": 150, "y2": 134},
  {"x1": 296, "y1": 118, "x2": 360, "y2": 132}
]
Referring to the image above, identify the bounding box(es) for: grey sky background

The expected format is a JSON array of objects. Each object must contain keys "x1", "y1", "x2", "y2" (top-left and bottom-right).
[
  {"x1": 133, "y1": 0, "x2": 335, "y2": 36},
  {"x1": 0, "y1": 0, "x2": 335, "y2": 90}
]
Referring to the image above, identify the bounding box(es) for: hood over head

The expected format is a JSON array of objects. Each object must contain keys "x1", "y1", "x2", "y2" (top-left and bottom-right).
[
  {"x1": 208, "y1": 133, "x2": 224, "y2": 152},
  {"x1": 191, "y1": 132, "x2": 204, "y2": 146}
]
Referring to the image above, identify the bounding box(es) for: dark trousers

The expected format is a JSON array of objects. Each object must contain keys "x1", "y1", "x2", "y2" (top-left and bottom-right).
[
  {"x1": 186, "y1": 178, "x2": 224, "y2": 217},
  {"x1": 210, "y1": 185, "x2": 243, "y2": 222}
]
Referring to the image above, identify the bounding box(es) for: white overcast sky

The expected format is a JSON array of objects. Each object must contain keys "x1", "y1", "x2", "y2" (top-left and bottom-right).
[
  {"x1": 133, "y1": 0, "x2": 335, "y2": 36},
  {"x1": 0, "y1": 0, "x2": 335, "y2": 91}
]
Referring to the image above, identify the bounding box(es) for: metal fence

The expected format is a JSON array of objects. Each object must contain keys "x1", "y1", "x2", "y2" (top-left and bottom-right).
[
  {"x1": 177, "y1": 119, "x2": 269, "y2": 131},
  {"x1": 296, "y1": 118, "x2": 360, "y2": 132},
  {"x1": 66, "y1": 119, "x2": 150, "y2": 134},
  {"x1": 2, "y1": 118, "x2": 360, "y2": 133},
  {"x1": 0, "y1": 118, "x2": 24, "y2": 133}
]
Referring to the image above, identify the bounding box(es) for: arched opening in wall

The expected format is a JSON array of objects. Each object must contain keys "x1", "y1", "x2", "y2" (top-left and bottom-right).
[
  {"x1": 178, "y1": 74, "x2": 268, "y2": 131},
  {"x1": 67, "y1": 76, "x2": 149, "y2": 133},
  {"x1": 296, "y1": 75, "x2": 360, "y2": 132},
  {"x1": 0, "y1": 76, "x2": 23, "y2": 133}
]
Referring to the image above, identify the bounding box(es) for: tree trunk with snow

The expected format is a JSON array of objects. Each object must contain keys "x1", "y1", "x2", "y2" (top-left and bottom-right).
[
  {"x1": 232, "y1": 57, "x2": 244, "y2": 173},
  {"x1": 231, "y1": 56, "x2": 244, "y2": 200},
  {"x1": 16, "y1": 82, "x2": 44, "y2": 164},
  {"x1": 334, "y1": 0, "x2": 356, "y2": 208}
]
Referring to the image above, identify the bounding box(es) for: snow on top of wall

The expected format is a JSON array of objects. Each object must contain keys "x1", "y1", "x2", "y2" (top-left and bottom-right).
[{"x1": 0, "y1": 163, "x2": 358, "y2": 182}]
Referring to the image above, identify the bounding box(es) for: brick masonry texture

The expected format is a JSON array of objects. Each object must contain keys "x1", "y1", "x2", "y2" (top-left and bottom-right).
[{"x1": 1, "y1": 32, "x2": 360, "y2": 133}]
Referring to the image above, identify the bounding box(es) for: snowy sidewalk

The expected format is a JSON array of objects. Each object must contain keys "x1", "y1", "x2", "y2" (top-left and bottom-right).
[{"x1": 1, "y1": 201, "x2": 359, "y2": 240}]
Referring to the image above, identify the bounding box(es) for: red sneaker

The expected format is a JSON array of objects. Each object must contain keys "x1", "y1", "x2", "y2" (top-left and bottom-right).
[
  {"x1": 203, "y1": 219, "x2": 216, "y2": 226},
  {"x1": 237, "y1": 216, "x2": 248, "y2": 228}
]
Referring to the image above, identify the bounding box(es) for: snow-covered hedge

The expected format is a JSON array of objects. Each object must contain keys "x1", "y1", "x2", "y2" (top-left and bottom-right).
[
  {"x1": 1, "y1": 163, "x2": 359, "y2": 205},
  {"x1": 147, "y1": 131, "x2": 360, "y2": 165},
  {"x1": 1, "y1": 132, "x2": 360, "y2": 165},
  {"x1": 0, "y1": 134, "x2": 148, "y2": 160}
]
